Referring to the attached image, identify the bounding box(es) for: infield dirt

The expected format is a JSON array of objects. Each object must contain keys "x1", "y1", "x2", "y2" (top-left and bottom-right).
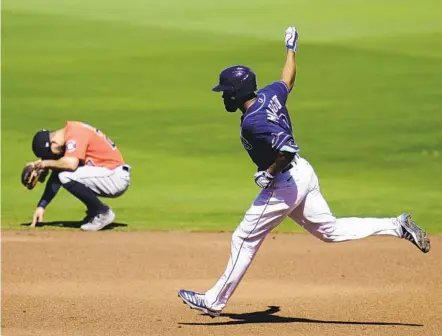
[{"x1": 2, "y1": 231, "x2": 441, "y2": 336}]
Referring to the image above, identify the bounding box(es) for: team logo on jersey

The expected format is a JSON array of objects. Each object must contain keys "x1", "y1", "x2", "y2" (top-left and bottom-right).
[
  {"x1": 240, "y1": 134, "x2": 253, "y2": 150},
  {"x1": 271, "y1": 132, "x2": 285, "y2": 147},
  {"x1": 66, "y1": 139, "x2": 77, "y2": 153}
]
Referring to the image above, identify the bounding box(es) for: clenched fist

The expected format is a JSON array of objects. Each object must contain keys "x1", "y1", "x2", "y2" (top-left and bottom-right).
[{"x1": 285, "y1": 26, "x2": 298, "y2": 52}]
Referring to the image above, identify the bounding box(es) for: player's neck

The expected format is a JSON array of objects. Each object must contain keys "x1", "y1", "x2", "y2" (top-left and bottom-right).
[
  {"x1": 242, "y1": 98, "x2": 257, "y2": 113},
  {"x1": 51, "y1": 128, "x2": 65, "y2": 143}
]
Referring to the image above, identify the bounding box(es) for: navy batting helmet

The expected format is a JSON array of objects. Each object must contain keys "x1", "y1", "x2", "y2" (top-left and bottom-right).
[{"x1": 212, "y1": 65, "x2": 257, "y2": 112}]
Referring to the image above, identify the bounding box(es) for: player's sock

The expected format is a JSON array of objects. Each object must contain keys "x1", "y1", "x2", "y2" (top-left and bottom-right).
[{"x1": 63, "y1": 181, "x2": 109, "y2": 215}]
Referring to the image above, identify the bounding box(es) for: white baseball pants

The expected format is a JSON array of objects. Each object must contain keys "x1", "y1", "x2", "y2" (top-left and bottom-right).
[
  {"x1": 205, "y1": 156, "x2": 403, "y2": 311},
  {"x1": 58, "y1": 165, "x2": 131, "y2": 197}
]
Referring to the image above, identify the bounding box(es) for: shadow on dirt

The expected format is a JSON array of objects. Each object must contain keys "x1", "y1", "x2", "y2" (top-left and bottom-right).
[
  {"x1": 179, "y1": 306, "x2": 423, "y2": 327},
  {"x1": 20, "y1": 221, "x2": 128, "y2": 230}
]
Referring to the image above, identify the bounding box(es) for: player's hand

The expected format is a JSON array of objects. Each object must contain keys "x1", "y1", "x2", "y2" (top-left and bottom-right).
[
  {"x1": 32, "y1": 159, "x2": 44, "y2": 169},
  {"x1": 285, "y1": 26, "x2": 298, "y2": 51},
  {"x1": 254, "y1": 171, "x2": 275, "y2": 189},
  {"x1": 31, "y1": 207, "x2": 45, "y2": 228}
]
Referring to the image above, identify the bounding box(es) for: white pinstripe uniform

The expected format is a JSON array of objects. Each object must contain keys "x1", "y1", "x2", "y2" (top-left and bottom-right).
[{"x1": 58, "y1": 164, "x2": 131, "y2": 197}]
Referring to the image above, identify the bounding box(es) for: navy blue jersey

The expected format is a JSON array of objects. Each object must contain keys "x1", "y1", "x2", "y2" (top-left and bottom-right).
[{"x1": 240, "y1": 81, "x2": 299, "y2": 170}]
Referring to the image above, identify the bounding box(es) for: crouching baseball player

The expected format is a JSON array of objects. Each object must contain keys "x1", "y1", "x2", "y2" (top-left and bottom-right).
[
  {"x1": 24, "y1": 121, "x2": 131, "y2": 231},
  {"x1": 177, "y1": 26, "x2": 431, "y2": 317}
]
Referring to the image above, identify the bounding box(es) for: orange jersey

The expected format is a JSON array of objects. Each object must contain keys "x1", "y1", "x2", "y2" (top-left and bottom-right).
[{"x1": 63, "y1": 121, "x2": 124, "y2": 169}]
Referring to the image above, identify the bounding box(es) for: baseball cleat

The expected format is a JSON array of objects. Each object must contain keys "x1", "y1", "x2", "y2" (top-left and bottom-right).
[
  {"x1": 398, "y1": 213, "x2": 430, "y2": 253},
  {"x1": 81, "y1": 208, "x2": 115, "y2": 231},
  {"x1": 178, "y1": 289, "x2": 220, "y2": 317}
]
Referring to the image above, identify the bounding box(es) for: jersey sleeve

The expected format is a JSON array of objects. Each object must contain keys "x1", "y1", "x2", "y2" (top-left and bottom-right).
[
  {"x1": 267, "y1": 81, "x2": 291, "y2": 104},
  {"x1": 63, "y1": 123, "x2": 89, "y2": 160}
]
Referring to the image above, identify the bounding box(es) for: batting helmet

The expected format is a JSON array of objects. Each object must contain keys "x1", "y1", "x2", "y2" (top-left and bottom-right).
[
  {"x1": 212, "y1": 65, "x2": 257, "y2": 112},
  {"x1": 212, "y1": 65, "x2": 257, "y2": 98}
]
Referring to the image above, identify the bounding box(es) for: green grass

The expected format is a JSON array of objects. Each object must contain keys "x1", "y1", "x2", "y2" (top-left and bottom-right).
[{"x1": 2, "y1": 0, "x2": 442, "y2": 233}]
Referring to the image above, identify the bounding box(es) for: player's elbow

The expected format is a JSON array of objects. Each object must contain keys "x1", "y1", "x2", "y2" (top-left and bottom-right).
[
  {"x1": 281, "y1": 77, "x2": 294, "y2": 91},
  {"x1": 279, "y1": 149, "x2": 296, "y2": 163}
]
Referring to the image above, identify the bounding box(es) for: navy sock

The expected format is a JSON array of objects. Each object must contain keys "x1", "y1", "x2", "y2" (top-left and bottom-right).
[{"x1": 63, "y1": 181, "x2": 108, "y2": 215}]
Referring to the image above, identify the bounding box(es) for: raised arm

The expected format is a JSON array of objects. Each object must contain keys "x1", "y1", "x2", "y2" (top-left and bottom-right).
[{"x1": 281, "y1": 26, "x2": 298, "y2": 91}]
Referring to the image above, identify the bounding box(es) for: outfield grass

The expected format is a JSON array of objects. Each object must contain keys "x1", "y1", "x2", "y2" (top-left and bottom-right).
[{"x1": 2, "y1": 0, "x2": 442, "y2": 232}]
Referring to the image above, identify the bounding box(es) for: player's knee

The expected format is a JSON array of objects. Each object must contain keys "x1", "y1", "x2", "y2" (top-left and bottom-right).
[
  {"x1": 58, "y1": 171, "x2": 74, "y2": 185},
  {"x1": 314, "y1": 222, "x2": 338, "y2": 243},
  {"x1": 318, "y1": 233, "x2": 335, "y2": 243},
  {"x1": 232, "y1": 220, "x2": 266, "y2": 250},
  {"x1": 232, "y1": 225, "x2": 257, "y2": 248},
  {"x1": 232, "y1": 226, "x2": 247, "y2": 242}
]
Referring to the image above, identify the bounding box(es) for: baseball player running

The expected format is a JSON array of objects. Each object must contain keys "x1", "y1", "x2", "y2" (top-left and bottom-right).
[
  {"x1": 27, "y1": 121, "x2": 131, "y2": 231},
  {"x1": 178, "y1": 26, "x2": 430, "y2": 317}
]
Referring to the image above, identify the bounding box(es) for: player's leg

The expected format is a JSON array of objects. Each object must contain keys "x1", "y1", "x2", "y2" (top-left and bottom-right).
[
  {"x1": 179, "y1": 188, "x2": 297, "y2": 316},
  {"x1": 288, "y1": 160, "x2": 430, "y2": 252},
  {"x1": 58, "y1": 167, "x2": 110, "y2": 220},
  {"x1": 178, "y1": 158, "x2": 314, "y2": 315},
  {"x1": 58, "y1": 165, "x2": 130, "y2": 231},
  {"x1": 207, "y1": 189, "x2": 300, "y2": 310},
  {"x1": 59, "y1": 165, "x2": 130, "y2": 198}
]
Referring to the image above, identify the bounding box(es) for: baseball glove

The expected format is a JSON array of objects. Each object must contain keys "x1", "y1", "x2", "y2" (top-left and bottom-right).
[{"x1": 21, "y1": 164, "x2": 48, "y2": 190}]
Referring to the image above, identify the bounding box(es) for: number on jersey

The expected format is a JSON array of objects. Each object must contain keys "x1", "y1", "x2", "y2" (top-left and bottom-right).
[
  {"x1": 80, "y1": 122, "x2": 117, "y2": 150},
  {"x1": 95, "y1": 128, "x2": 117, "y2": 150}
]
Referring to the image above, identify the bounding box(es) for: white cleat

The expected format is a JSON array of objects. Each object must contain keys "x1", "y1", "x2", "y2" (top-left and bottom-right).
[
  {"x1": 81, "y1": 209, "x2": 116, "y2": 231},
  {"x1": 178, "y1": 289, "x2": 221, "y2": 318}
]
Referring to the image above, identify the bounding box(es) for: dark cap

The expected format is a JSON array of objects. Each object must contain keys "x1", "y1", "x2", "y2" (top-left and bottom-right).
[
  {"x1": 212, "y1": 65, "x2": 257, "y2": 97},
  {"x1": 32, "y1": 130, "x2": 53, "y2": 159}
]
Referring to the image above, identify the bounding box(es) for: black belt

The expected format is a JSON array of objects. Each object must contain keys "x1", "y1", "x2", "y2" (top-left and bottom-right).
[
  {"x1": 281, "y1": 163, "x2": 294, "y2": 173},
  {"x1": 122, "y1": 165, "x2": 130, "y2": 172}
]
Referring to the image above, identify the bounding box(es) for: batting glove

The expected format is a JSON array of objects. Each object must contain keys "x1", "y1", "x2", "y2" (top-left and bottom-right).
[
  {"x1": 254, "y1": 171, "x2": 275, "y2": 189},
  {"x1": 285, "y1": 26, "x2": 298, "y2": 52}
]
